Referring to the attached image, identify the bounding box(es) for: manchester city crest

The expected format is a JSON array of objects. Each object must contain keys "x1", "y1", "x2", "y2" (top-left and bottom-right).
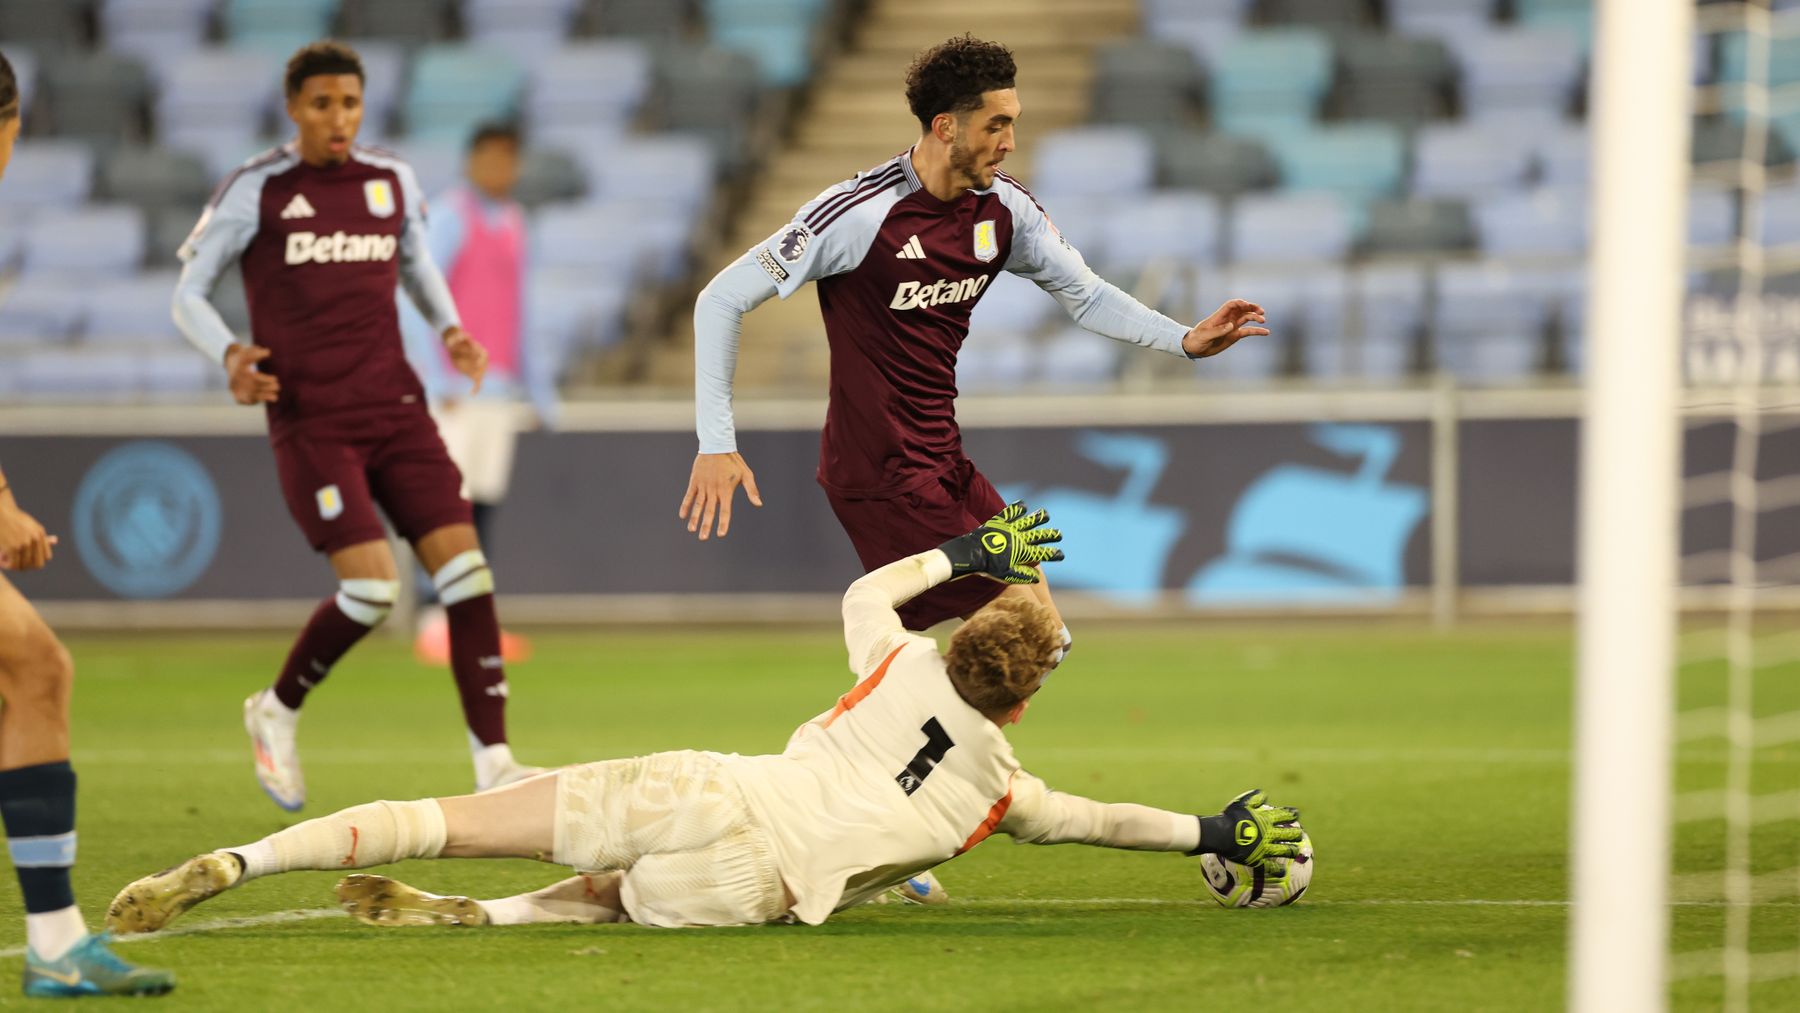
[
  {"x1": 71, "y1": 441, "x2": 223, "y2": 599},
  {"x1": 973, "y1": 219, "x2": 998, "y2": 263},
  {"x1": 364, "y1": 179, "x2": 396, "y2": 218}
]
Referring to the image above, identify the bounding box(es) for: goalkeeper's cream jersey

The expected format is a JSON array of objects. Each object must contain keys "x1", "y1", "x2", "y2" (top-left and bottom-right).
[{"x1": 715, "y1": 550, "x2": 1195, "y2": 925}]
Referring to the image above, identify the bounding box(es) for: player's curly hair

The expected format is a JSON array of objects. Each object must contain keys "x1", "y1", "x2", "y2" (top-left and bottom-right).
[
  {"x1": 0, "y1": 50, "x2": 18, "y2": 124},
  {"x1": 904, "y1": 34, "x2": 1017, "y2": 133},
  {"x1": 285, "y1": 40, "x2": 363, "y2": 99},
  {"x1": 945, "y1": 596, "x2": 1059, "y2": 717}
]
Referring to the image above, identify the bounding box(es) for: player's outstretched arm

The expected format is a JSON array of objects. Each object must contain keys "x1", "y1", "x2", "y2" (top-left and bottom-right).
[
  {"x1": 1001, "y1": 775, "x2": 1303, "y2": 865},
  {"x1": 1181, "y1": 300, "x2": 1270, "y2": 359},
  {"x1": 0, "y1": 466, "x2": 56, "y2": 571},
  {"x1": 684, "y1": 255, "x2": 781, "y2": 541}
]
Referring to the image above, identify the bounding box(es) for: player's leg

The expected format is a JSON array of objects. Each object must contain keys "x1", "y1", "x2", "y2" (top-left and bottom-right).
[
  {"x1": 415, "y1": 402, "x2": 528, "y2": 665},
  {"x1": 337, "y1": 870, "x2": 628, "y2": 927},
  {"x1": 0, "y1": 577, "x2": 174, "y2": 995},
  {"x1": 106, "y1": 770, "x2": 560, "y2": 935}
]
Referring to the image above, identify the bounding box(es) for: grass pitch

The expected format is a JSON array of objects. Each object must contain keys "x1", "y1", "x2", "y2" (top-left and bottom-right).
[{"x1": 0, "y1": 622, "x2": 1793, "y2": 1010}]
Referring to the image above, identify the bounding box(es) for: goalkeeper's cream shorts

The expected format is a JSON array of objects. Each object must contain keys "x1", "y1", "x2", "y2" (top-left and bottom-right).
[{"x1": 552, "y1": 750, "x2": 788, "y2": 928}]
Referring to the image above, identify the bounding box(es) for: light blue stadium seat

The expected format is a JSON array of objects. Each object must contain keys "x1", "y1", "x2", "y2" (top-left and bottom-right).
[
  {"x1": 1688, "y1": 184, "x2": 1738, "y2": 250},
  {"x1": 533, "y1": 199, "x2": 690, "y2": 285},
  {"x1": 0, "y1": 142, "x2": 94, "y2": 210},
  {"x1": 968, "y1": 271, "x2": 1058, "y2": 339},
  {"x1": 0, "y1": 281, "x2": 88, "y2": 344},
  {"x1": 1433, "y1": 261, "x2": 1553, "y2": 381},
  {"x1": 403, "y1": 45, "x2": 525, "y2": 145},
  {"x1": 1387, "y1": 0, "x2": 1494, "y2": 39},
  {"x1": 1209, "y1": 29, "x2": 1333, "y2": 135},
  {"x1": 343, "y1": 40, "x2": 407, "y2": 136},
  {"x1": 22, "y1": 206, "x2": 148, "y2": 279},
  {"x1": 155, "y1": 49, "x2": 282, "y2": 142},
  {"x1": 81, "y1": 273, "x2": 188, "y2": 347},
  {"x1": 1265, "y1": 124, "x2": 1406, "y2": 204},
  {"x1": 1514, "y1": 0, "x2": 1592, "y2": 48},
  {"x1": 711, "y1": 23, "x2": 815, "y2": 87},
  {"x1": 386, "y1": 140, "x2": 461, "y2": 198},
  {"x1": 139, "y1": 354, "x2": 218, "y2": 397},
  {"x1": 170, "y1": 130, "x2": 277, "y2": 181},
  {"x1": 1346, "y1": 263, "x2": 1429, "y2": 380},
  {"x1": 1037, "y1": 328, "x2": 1123, "y2": 387},
  {"x1": 1230, "y1": 192, "x2": 1354, "y2": 264},
  {"x1": 526, "y1": 41, "x2": 653, "y2": 133},
  {"x1": 587, "y1": 136, "x2": 716, "y2": 206},
  {"x1": 1142, "y1": 0, "x2": 1251, "y2": 33},
  {"x1": 13, "y1": 351, "x2": 145, "y2": 401},
  {"x1": 1033, "y1": 127, "x2": 1155, "y2": 199},
  {"x1": 956, "y1": 331, "x2": 1034, "y2": 394},
  {"x1": 1204, "y1": 264, "x2": 1348, "y2": 381},
  {"x1": 1097, "y1": 191, "x2": 1221, "y2": 272},
  {"x1": 1452, "y1": 28, "x2": 1583, "y2": 124},
  {"x1": 1412, "y1": 122, "x2": 1534, "y2": 197},
  {"x1": 100, "y1": 0, "x2": 216, "y2": 80},
  {"x1": 464, "y1": 0, "x2": 582, "y2": 62},
  {"x1": 223, "y1": 0, "x2": 338, "y2": 54},
  {"x1": 528, "y1": 270, "x2": 630, "y2": 362},
  {"x1": 7, "y1": 48, "x2": 34, "y2": 114},
  {"x1": 1472, "y1": 187, "x2": 1587, "y2": 256},
  {"x1": 1761, "y1": 182, "x2": 1800, "y2": 247},
  {"x1": 1535, "y1": 125, "x2": 1589, "y2": 187},
  {"x1": 1034, "y1": 194, "x2": 1110, "y2": 264},
  {"x1": 1512, "y1": 263, "x2": 1587, "y2": 374}
]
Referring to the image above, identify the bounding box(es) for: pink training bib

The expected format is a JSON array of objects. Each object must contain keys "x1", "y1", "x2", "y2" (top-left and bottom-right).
[{"x1": 444, "y1": 186, "x2": 524, "y2": 381}]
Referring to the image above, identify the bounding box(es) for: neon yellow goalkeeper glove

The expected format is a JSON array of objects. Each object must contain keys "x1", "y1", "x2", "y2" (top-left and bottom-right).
[
  {"x1": 1190, "y1": 789, "x2": 1305, "y2": 865},
  {"x1": 937, "y1": 502, "x2": 1065, "y2": 584}
]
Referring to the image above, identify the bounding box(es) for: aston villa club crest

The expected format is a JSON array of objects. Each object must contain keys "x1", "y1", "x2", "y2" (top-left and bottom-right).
[
  {"x1": 973, "y1": 219, "x2": 998, "y2": 263},
  {"x1": 364, "y1": 179, "x2": 396, "y2": 218}
]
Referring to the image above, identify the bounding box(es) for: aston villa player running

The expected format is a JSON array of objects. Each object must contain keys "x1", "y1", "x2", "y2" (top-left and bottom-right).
[
  {"x1": 172, "y1": 42, "x2": 539, "y2": 810},
  {"x1": 684, "y1": 35, "x2": 1266, "y2": 643}
]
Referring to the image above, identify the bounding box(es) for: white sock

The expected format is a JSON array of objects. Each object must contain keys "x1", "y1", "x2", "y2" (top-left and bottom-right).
[
  {"x1": 477, "y1": 880, "x2": 626, "y2": 925},
  {"x1": 472, "y1": 739, "x2": 518, "y2": 790},
  {"x1": 226, "y1": 800, "x2": 446, "y2": 882},
  {"x1": 26, "y1": 905, "x2": 87, "y2": 962},
  {"x1": 256, "y1": 688, "x2": 300, "y2": 723}
]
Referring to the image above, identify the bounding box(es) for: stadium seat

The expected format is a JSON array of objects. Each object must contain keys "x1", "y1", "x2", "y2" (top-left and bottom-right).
[
  {"x1": 1452, "y1": 28, "x2": 1583, "y2": 123},
  {"x1": 514, "y1": 147, "x2": 588, "y2": 208},
  {"x1": 149, "y1": 204, "x2": 204, "y2": 268},
  {"x1": 651, "y1": 45, "x2": 761, "y2": 167},
  {"x1": 464, "y1": 0, "x2": 581, "y2": 63},
  {"x1": 1264, "y1": 124, "x2": 1406, "y2": 204},
  {"x1": 402, "y1": 45, "x2": 525, "y2": 145},
  {"x1": 956, "y1": 331, "x2": 1034, "y2": 393},
  {"x1": 968, "y1": 271, "x2": 1059, "y2": 339},
  {"x1": 532, "y1": 199, "x2": 691, "y2": 284},
  {"x1": 337, "y1": 0, "x2": 458, "y2": 40},
  {"x1": 10, "y1": 349, "x2": 201, "y2": 400},
  {"x1": 586, "y1": 135, "x2": 715, "y2": 206},
  {"x1": 0, "y1": 142, "x2": 96, "y2": 210},
  {"x1": 99, "y1": 146, "x2": 213, "y2": 216},
  {"x1": 35, "y1": 52, "x2": 153, "y2": 150},
  {"x1": 1330, "y1": 32, "x2": 1455, "y2": 128},
  {"x1": 82, "y1": 273, "x2": 189, "y2": 348},
  {"x1": 578, "y1": 0, "x2": 695, "y2": 40},
  {"x1": 1387, "y1": 0, "x2": 1495, "y2": 40},
  {"x1": 1761, "y1": 182, "x2": 1800, "y2": 247},
  {"x1": 0, "y1": 280, "x2": 88, "y2": 344},
  {"x1": 1089, "y1": 41, "x2": 1201, "y2": 127},
  {"x1": 1361, "y1": 199, "x2": 1474, "y2": 256},
  {"x1": 1157, "y1": 130, "x2": 1277, "y2": 196},
  {"x1": 223, "y1": 0, "x2": 339, "y2": 54},
  {"x1": 1253, "y1": 0, "x2": 1377, "y2": 33},
  {"x1": 1687, "y1": 183, "x2": 1738, "y2": 250},
  {"x1": 342, "y1": 40, "x2": 407, "y2": 136},
  {"x1": 1034, "y1": 194, "x2": 1109, "y2": 264},
  {"x1": 528, "y1": 269, "x2": 630, "y2": 362},
  {"x1": 1343, "y1": 263, "x2": 1429, "y2": 380},
  {"x1": 525, "y1": 40, "x2": 653, "y2": 134},
  {"x1": 0, "y1": 0, "x2": 87, "y2": 50},
  {"x1": 98, "y1": 0, "x2": 217, "y2": 82},
  {"x1": 1230, "y1": 192, "x2": 1354, "y2": 264},
  {"x1": 1032, "y1": 127, "x2": 1155, "y2": 199},
  {"x1": 1141, "y1": 0, "x2": 1252, "y2": 33},
  {"x1": 1514, "y1": 0, "x2": 1593, "y2": 47},
  {"x1": 21, "y1": 206, "x2": 148, "y2": 279},
  {"x1": 1207, "y1": 264, "x2": 1349, "y2": 380},
  {"x1": 1432, "y1": 261, "x2": 1553, "y2": 381},
  {"x1": 1692, "y1": 114, "x2": 1798, "y2": 169},
  {"x1": 155, "y1": 49, "x2": 282, "y2": 145},
  {"x1": 710, "y1": 21, "x2": 817, "y2": 88},
  {"x1": 1209, "y1": 29, "x2": 1333, "y2": 135},
  {"x1": 170, "y1": 130, "x2": 279, "y2": 181},
  {"x1": 1037, "y1": 328, "x2": 1124, "y2": 387},
  {"x1": 1412, "y1": 123, "x2": 1535, "y2": 197},
  {"x1": 1096, "y1": 190, "x2": 1222, "y2": 272},
  {"x1": 1535, "y1": 125, "x2": 1589, "y2": 187},
  {"x1": 6, "y1": 47, "x2": 36, "y2": 116},
  {"x1": 1472, "y1": 187, "x2": 1587, "y2": 257}
]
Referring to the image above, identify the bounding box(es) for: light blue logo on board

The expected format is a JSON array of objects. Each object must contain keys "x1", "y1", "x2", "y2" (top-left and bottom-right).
[
  {"x1": 71, "y1": 441, "x2": 222, "y2": 599},
  {"x1": 1189, "y1": 424, "x2": 1426, "y2": 603}
]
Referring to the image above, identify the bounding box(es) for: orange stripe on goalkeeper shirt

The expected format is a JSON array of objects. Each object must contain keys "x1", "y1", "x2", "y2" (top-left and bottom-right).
[
  {"x1": 823, "y1": 644, "x2": 905, "y2": 727},
  {"x1": 956, "y1": 773, "x2": 1017, "y2": 855}
]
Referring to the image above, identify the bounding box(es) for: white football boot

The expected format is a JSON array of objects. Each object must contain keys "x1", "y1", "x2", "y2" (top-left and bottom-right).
[
  {"x1": 105, "y1": 852, "x2": 244, "y2": 935},
  {"x1": 243, "y1": 689, "x2": 305, "y2": 811},
  {"x1": 471, "y1": 739, "x2": 546, "y2": 793},
  {"x1": 337, "y1": 874, "x2": 489, "y2": 927},
  {"x1": 888, "y1": 870, "x2": 950, "y2": 906}
]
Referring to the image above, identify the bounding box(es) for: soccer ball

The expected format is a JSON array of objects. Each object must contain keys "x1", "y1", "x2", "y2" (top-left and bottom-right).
[{"x1": 1198, "y1": 829, "x2": 1313, "y2": 908}]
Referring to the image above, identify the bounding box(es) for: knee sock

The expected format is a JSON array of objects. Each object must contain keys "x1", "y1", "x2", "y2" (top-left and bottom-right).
[
  {"x1": 227, "y1": 799, "x2": 446, "y2": 881},
  {"x1": 0, "y1": 762, "x2": 86, "y2": 960},
  {"x1": 433, "y1": 551, "x2": 508, "y2": 746},
  {"x1": 273, "y1": 580, "x2": 399, "y2": 710}
]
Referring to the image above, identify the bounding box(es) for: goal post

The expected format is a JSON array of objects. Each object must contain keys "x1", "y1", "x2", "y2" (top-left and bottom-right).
[{"x1": 1570, "y1": 0, "x2": 1694, "y2": 1010}]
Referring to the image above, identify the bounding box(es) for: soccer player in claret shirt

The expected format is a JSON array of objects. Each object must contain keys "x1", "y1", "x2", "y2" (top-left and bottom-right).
[
  {"x1": 171, "y1": 41, "x2": 541, "y2": 810},
  {"x1": 683, "y1": 34, "x2": 1266, "y2": 647},
  {"x1": 106, "y1": 505, "x2": 1304, "y2": 936},
  {"x1": 0, "y1": 50, "x2": 175, "y2": 998}
]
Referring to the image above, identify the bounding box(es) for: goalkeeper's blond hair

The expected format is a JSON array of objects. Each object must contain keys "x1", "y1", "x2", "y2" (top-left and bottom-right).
[{"x1": 945, "y1": 596, "x2": 1059, "y2": 718}]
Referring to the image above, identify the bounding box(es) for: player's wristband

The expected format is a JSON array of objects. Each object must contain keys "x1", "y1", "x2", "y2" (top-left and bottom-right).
[
  {"x1": 1188, "y1": 814, "x2": 1234, "y2": 857},
  {"x1": 935, "y1": 532, "x2": 989, "y2": 577}
]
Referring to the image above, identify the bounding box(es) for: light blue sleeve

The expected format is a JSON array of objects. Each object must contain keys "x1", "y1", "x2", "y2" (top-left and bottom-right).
[
  {"x1": 400, "y1": 191, "x2": 466, "y2": 401},
  {"x1": 394, "y1": 162, "x2": 462, "y2": 334},
  {"x1": 171, "y1": 173, "x2": 261, "y2": 365},
  {"x1": 518, "y1": 235, "x2": 560, "y2": 429},
  {"x1": 1002, "y1": 188, "x2": 1193, "y2": 359},
  {"x1": 693, "y1": 252, "x2": 780, "y2": 454}
]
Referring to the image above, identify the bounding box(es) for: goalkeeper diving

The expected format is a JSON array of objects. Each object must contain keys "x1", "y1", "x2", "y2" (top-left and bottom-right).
[{"x1": 107, "y1": 505, "x2": 1305, "y2": 931}]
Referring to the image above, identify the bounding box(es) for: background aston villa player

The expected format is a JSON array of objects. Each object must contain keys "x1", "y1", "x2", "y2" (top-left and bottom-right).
[{"x1": 171, "y1": 41, "x2": 540, "y2": 811}]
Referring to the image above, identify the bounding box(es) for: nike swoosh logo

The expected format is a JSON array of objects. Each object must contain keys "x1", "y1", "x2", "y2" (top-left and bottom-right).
[{"x1": 35, "y1": 966, "x2": 81, "y2": 986}]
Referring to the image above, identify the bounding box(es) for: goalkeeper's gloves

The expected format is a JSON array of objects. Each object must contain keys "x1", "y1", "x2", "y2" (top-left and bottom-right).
[
  {"x1": 1188, "y1": 789, "x2": 1304, "y2": 865},
  {"x1": 936, "y1": 502, "x2": 1065, "y2": 584}
]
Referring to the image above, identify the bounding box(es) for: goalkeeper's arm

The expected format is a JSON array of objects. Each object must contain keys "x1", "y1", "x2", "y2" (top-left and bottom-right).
[{"x1": 1000, "y1": 773, "x2": 1303, "y2": 864}]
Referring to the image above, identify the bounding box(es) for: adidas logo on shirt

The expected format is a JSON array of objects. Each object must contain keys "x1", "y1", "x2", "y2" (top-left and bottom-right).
[
  {"x1": 895, "y1": 235, "x2": 926, "y2": 260},
  {"x1": 280, "y1": 193, "x2": 317, "y2": 220}
]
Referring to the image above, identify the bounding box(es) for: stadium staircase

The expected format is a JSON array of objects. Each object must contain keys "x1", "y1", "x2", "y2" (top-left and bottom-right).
[{"x1": 645, "y1": 0, "x2": 1141, "y2": 390}]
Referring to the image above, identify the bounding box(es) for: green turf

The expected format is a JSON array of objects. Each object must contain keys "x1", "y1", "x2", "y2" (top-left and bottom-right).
[{"x1": 0, "y1": 624, "x2": 1792, "y2": 1010}]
